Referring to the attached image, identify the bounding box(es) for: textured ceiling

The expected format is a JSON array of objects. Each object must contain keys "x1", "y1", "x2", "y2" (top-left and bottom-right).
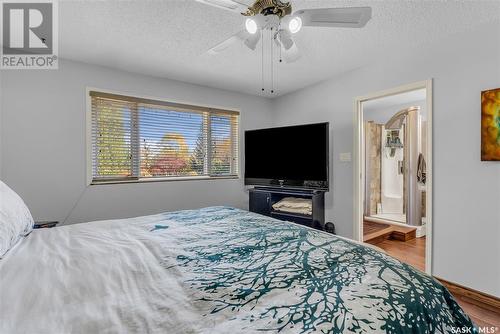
[{"x1": 58, "y1": 0, "x2": 500, "y2": 98}]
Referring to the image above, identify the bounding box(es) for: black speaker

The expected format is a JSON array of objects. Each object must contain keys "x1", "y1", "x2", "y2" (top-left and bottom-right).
[{"x1": 324, "y1": 222, "x2": 335, "y2": 235}]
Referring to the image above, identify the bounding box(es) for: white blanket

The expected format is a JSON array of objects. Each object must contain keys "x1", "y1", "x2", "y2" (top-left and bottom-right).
[
  {"x1": 0, "y1": 216, "x2": 204, "y2": 334},
  {"x1": 0, "y1": 207, "x2": 474, "y2": 334}
]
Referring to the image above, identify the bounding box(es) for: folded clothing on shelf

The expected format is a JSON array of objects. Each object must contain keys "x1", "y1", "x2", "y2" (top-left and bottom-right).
[{"x1": 272, "y1": 197, "x2": 313, "y2": 216}]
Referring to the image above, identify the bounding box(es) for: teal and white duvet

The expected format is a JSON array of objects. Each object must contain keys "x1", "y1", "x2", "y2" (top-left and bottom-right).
[{"x1": 0, "y1": 207, "x2": 475, "y2": 333}]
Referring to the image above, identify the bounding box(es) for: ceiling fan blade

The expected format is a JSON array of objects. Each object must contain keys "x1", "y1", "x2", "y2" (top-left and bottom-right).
[
  {"x1": 207, "y1": 30, "x2": 246, "y2": 54},
  {"x1": 207, "y1": 30, "x2": 261, "y2": 55},
  {"x1": 295, "y1": 7, "x2": 372, "y2": 28},
  {"x1": 196, "y1": 0, "x2": 248, "y2": 14}
]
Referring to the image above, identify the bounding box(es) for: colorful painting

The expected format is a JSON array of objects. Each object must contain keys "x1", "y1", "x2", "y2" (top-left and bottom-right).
[{"x1": 481, "y1": 88, "x2": 500, "y2": 161}]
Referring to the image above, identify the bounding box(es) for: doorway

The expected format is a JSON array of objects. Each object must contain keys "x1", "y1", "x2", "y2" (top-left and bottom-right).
[{"x1": 354, "y1": 80, "x2": 433, "y2": 274}]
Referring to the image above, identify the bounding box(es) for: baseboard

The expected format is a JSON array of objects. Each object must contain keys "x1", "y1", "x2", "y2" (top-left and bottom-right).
[{"x1": 436, "y1": 277, "x2": 500, "y2": 314}]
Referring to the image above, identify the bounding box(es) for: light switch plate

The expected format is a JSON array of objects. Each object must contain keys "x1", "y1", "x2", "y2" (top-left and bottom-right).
[{"x1": 340, "y1": 152, "x2": 352, "y2": 162}]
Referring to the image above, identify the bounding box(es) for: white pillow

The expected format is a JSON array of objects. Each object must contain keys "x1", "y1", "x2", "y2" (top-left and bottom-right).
[{"x1": 0, "y1": 181, "x2": 34, "y2": 258}]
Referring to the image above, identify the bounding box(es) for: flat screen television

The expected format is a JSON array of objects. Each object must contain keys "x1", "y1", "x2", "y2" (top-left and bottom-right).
[{"x1": 245, "y1": 122, "x2": 329, "y2": 191}]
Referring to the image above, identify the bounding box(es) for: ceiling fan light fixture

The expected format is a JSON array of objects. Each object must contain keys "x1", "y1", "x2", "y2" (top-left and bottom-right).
[
  {"x1": 245, "y1": 18, "x2": 258, "y2": 34},
  {"x1": 244, "y1": 31, "x2": 261, "y2": 50},
  {"x1": 288, "y1": 16, "x2": 302, "y2": 34},
  {"x1": 277, "y1": 30, "x2": 294, "y2": 50}
]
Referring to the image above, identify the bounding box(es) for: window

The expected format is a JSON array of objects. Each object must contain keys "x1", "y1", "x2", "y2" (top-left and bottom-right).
[{"x1": 89, "y1": 91, "x2": 239, "y2": 184}]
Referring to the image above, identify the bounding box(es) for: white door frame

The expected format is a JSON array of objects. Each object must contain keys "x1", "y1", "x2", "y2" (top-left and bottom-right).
[{"x1": 353, "y1": 79, "x2": 433, "y2": 274}]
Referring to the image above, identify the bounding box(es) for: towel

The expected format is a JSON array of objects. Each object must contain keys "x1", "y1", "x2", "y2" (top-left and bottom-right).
[
  {"x1": 273, "y1": 206, "x2": 312, "y2": 216},
  {"x1": 272, "y1": 197, "x2": 312, "y2": 216},
  {"x1": 272, "y1": 197, "x2": 312, "y2": 209},
  {"x1": 417, "y1": 153, "x2": 426, "y2": 185}
]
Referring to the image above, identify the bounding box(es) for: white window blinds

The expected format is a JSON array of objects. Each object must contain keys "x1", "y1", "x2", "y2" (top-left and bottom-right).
[{"x1": 90, "y1": 91, "x2": 239, "y2": 183}]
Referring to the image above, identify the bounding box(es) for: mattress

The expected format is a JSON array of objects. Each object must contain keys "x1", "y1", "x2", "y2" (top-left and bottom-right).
[{"x1": 0, "y1": 207, "x2": 475, "y2": 333}]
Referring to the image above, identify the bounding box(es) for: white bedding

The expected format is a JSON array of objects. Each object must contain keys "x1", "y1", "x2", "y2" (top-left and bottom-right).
[
  {"x1": 0, "y1": 207, "x2": 474, "y2": 333},
  {"x1": 0, "y1": 215, "x2": 203, "y2": 334}
]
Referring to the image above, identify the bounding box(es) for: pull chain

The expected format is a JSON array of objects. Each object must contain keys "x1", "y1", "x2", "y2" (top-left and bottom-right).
[
  {"x1": 277, "y1": 23, "x2": 282, "y2": 94},
  {"x1": 270, "y1": 27, "x2": 274, "y2": 94},
  {"x1": 261, "y1": 28, "x2": 264, "y2": 93},
  {"x1": 259, "y1": 25, "x2": 283, "y2": 94},
  {"x1": 279, "y1": 25, "x2": 283, "y2": 63},
  {"x1": 275, "y1": 39, "x2": 278, "y2": 95}
]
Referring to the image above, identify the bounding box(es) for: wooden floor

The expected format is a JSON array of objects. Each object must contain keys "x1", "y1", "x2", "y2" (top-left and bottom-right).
[
  {"x1": 375, "y1": 237, "x2": 426, "y2": 271},
  {"x1": 363, "y1": 220, "x2": 391, "y2": 236},
  {"x1": 364, "y1": 220, "x2": 417, "y2": 244},
  {"x1": 453, "y1": 294, "x2": 500, "y2": 327},
  {"x1": 363, "y1": 221, "x2": 500, "y2": 328},
  {"x1": 364, "y1": 221, "x2": 424, "y2": 270}
]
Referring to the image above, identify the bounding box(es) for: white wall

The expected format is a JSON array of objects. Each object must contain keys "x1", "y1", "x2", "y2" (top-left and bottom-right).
[
  {"x1": 271, "y1": 22, "x2": 500, "y2": 296},
  {"x1": 0, "y1": 59, "x2": 273, "y2": 224}
]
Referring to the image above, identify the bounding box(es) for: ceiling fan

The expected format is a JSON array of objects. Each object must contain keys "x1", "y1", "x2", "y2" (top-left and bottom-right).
[{"x1": 198, "y1": 0, "x2": 372, "y2": 63}]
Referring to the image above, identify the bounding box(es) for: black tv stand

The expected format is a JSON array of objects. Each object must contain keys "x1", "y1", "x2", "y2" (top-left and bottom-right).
[{"x1": 248, "y1": 187, "x2": 325, "y2": 230}]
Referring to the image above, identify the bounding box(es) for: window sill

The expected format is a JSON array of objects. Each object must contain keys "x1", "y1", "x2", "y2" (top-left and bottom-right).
[{"x1": 90, "y1": 175, "x2": 240, "y2": 186}]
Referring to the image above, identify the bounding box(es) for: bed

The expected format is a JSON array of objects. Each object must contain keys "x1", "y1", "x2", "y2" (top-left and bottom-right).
[{"x1": 0, "y1": 204, "x2": 476, "y2": 334}]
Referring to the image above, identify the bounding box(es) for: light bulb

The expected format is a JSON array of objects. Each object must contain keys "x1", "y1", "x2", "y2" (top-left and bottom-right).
[
  {"x1": 245, "y1": 18, "x2": 258, "y2": 34},
  {"x1": 288, "y1": 16, "x2": 302, "y2": 34}
]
